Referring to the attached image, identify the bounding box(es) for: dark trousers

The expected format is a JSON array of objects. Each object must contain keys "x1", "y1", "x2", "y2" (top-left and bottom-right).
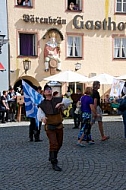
[
  {"x1": 74, "y1": 113, "x2": 81, "y2": 128},
  {"x1": 46, "y1": 128, "x2": 63, "y2": 171},
  {"x1": 29, "y1": 118, "x2": 41, "y2": 141},
  {"x1": 122, "y1": 110, "x2": 126, "y2": 138},
  {"x1": 0, "y1": 107, "x2": 9, "y2": 122},
  {"x1": 8, "y1": 101, "x2": 16, "y2": 121},
  {"x1": 46, "y1": 128, "x2": 63, "y2": 152},
  {"x1": 72, "y1": 103, "x2": 81, "y2": 128}
]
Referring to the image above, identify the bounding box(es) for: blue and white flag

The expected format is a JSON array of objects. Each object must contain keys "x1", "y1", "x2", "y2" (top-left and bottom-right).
[{"x1": 22, "y1": 80, "x2": 44, "y2": 127}]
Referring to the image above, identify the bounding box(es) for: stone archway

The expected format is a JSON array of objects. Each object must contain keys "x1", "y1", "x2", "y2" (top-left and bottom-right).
[{"x1": 13, "y1": 76, "x2": 40, "y2": 92}]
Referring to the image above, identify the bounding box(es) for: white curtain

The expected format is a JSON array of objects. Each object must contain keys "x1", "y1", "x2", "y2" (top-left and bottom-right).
[
  {"x1": 67, "y1": 36, "x2": 81, "y2": 57},
  {"x1": 114, "y1": 38, "x2": 120, "y2": 58},
  {"x1": 122, "y1": 38, "x2": 126, "y2": 57},
  {"x1": 74, "y1": 37, "x2": 81, "y2": 57},
  {"x1": 67, "y1": 37, "x2": 73, "y2": 56}
]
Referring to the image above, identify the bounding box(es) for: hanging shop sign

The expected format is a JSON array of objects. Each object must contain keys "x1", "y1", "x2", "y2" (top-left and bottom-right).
[
  {"x1": 23, "y1": 14, "x2": 66, "y2": 25},
  {"x1": 73, "y1": 15, "x2": 126, "y2": 31}
]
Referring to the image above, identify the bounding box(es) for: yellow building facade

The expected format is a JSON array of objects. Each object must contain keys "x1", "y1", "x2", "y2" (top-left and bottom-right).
[{"x1": 7, "y1": 0, "x2": 126, "y2": 94}]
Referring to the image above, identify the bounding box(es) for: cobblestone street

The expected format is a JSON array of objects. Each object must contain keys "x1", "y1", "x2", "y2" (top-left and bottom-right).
[{"x1": 0, "y1": 117, "x2": 126, "y2": 190}]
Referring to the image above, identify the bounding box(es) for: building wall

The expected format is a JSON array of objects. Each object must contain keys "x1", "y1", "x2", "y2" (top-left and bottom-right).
[
  {"x1": 7, "y1": 0, "x2": 126, "y2": 94},
  {"x1": 0, "y1": 0, "x2": 9, "y2": 94}
]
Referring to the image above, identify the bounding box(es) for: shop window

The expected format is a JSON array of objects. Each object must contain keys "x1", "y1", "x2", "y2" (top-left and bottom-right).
[
  {"x1": 115, "y1": 0, "x2": 126, "y2": 13},
  {"x1": 67, "y1": 0, "x2": 82, "y2": 11},
  {"x1": 114, "y1": 37, "x2": 126, "y2": 58},
  {"x1": 67, "y1": 36, "x2": 82, "y2": 58},
  {"x1": 18, "y1": 33, "x2": 37, "y2": 56},
  {"x1": 16, "y1": 0, "x2": 32, "y2": 7}
]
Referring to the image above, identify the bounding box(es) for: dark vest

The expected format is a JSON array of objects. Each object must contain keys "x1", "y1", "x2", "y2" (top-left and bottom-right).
[
  {"x1": 8, "y1": 91, "x2": 16, "y2": 98},
  {"x1": 39, "y1": 97, "x2": 63, "y2": 115}
]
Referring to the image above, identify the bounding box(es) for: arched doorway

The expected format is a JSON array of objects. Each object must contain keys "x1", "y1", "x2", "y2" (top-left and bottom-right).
[{"x1": 13, "y1": 76, "x2": 40, "y2": 92}]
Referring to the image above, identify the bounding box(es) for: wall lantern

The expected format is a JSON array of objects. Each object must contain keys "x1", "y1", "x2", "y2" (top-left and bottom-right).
[
  {"x1": 0, "y1": 34, "x2": 5, "y2": 54},
  {"x1": 23, "y1": 59, "x2": 31, "y2": 74},
  {"x1": 75, "y1": 62, "x2": 81, "y2": 71}
]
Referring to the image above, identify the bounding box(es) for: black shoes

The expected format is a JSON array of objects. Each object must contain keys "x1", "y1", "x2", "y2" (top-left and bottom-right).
[
  {"x1": 49, "y1": 151, "x2": 61, "y2": 171},
  {"x1": 1, "y1": 121, "x2": 6, "y2": 123},
  {"x1": 72, "y1": 126, "x2": 79, "y2": 129},
  {"x1": 49, "y1": 157, "x2": 58, "y2": 164},
  {"x1": 52, "y1": 164, "x2": 62, "y2": 171},
  {"x1": 29, "y1": 139, "x2": 42, "y2": 142}
]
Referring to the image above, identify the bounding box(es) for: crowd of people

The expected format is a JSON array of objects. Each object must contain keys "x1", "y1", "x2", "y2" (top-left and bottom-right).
[
  {"x1": 0, "y1": 80, "x2": 126, "y2": 172},
  {"x1": 71, "y1": 81, "x2": 110, "y2": 147},
  {"x1": 0, "y1": 86, "x2": 22, "y2": 123},
  {"x1": 73, "y1": 81, "x2": 126, "y2": 147},
  {"x1": 100, "y1": 88, "x2": 126, "y2": 115}
]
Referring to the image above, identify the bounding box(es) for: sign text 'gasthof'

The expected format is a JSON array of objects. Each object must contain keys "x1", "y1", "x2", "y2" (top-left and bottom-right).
[{"x1": 73, "y1": 15, "x2": 126, "y2": 31}]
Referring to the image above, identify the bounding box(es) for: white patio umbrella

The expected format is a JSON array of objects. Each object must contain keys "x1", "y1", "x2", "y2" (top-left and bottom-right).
[
  {"x1": 88, "y1": 73, "x2": 115, "y2": 84},
  {"x1": 44, "y1": 70, "x2": 89, "y2": 93},
  {"x1": 44, "y1": 70, "x2": 89, "y2": 82},
  {"x1": 116, "y1": 74, "x2": 126, "y2": 80},
  {"x1": 87, "y1": 73, "x2": 116, "y2": 100}
]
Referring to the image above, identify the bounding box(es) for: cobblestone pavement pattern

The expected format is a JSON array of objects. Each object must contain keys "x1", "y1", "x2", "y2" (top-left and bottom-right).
[{"x1": 0, "y1": 116, "x2": 126, "y2": 190}]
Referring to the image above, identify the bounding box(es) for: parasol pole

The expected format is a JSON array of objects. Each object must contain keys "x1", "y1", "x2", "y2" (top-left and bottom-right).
[
  {"x1": 75, "y1": 82, "x2": 77, "y2": 93},
  {"x1": 102, "y1": 84, "x2": 105, "y2": 102}
]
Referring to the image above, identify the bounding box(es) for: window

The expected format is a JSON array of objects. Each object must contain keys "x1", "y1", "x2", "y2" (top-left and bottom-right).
[
  {"x1": 67, "y1": 0, "x2": 82, "y2": 11},
  {"x1": 67, "y1": 36, "x2": 82, "y2": 58},
  {"x1": 116, "y1": 0, "x2": 126, "y2": 13},
  {"x1": 114, "y1": 37, "x2": 126, "y2": 58},
  {"x1": 18, "y1": 33, "x2": 37, "y2": 56},
  {"x1": 16, "y1": 0, "x2": 32, "y2": 7}
]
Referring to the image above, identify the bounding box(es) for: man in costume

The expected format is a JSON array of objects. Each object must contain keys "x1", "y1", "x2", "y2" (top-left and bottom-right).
[{"x1": 37, "y1": 84, "x2": 71, "y2": 171}]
